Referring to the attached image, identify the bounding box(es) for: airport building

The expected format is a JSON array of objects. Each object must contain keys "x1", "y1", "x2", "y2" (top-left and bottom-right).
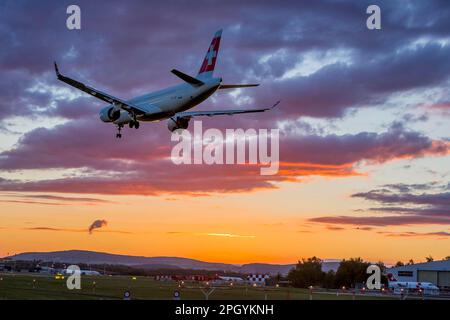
[{"x1": 386, "y1": 260, "x2": 450, "y2": 288}]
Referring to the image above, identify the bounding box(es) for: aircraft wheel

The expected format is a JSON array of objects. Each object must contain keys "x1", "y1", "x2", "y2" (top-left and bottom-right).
[
  {"x1": 135, "y1": 121, "x2": 140, "y2": 129},
  {"x1": 129, "y1": 121, "x2": 134, "y2": 128}
]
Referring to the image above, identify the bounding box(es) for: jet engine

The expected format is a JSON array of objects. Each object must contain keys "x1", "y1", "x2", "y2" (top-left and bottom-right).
[
  {"x1": 99, "y1": 106, "x2": 121, "y2": 122},
  {"x1": 167, "y1": 117, "x2": 190, "y2": 132}
]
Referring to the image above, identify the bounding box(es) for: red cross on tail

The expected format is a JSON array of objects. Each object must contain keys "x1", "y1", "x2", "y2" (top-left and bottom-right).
[{"x1": 197, "y1": 29, "x2": 222, "y2": 79}]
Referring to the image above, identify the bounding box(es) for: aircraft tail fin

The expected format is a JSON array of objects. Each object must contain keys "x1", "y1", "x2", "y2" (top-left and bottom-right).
[
  {"x1": 197, "y1": 29, "x2": 222, "y2": 79},
  {"x1": 387, "y1": 273, "x2": 398, "y2": 282}
]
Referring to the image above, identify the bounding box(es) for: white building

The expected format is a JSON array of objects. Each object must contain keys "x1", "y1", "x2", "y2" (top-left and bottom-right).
[{"x1": 386, "y1": 260, "x2": 450, "y2": 288}]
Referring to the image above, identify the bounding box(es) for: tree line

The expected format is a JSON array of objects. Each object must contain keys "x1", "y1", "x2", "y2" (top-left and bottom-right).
[{"x1": 286, "y1": 256, "x2": 387, "y2": 289}]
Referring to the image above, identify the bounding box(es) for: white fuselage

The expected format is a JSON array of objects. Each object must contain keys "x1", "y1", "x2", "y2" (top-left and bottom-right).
[
  {"x1": 388, "y1": 281, "x2": 440, "y2": 292},
  {"x1": 99, "y1": 77, "x2": 221, "y2": 125}
]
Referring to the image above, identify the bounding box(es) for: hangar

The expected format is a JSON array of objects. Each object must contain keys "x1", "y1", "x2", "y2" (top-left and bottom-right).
[{"x1": 387, "y1": 260, "x2": 450, "y2": 288}]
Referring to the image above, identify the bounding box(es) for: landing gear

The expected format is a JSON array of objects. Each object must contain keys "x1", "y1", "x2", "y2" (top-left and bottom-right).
[
  {"x1": 116, "y1": 125, "x2": 123, "y2": 139},
  {"x1": 116, "y1": 121, "x2": 139, "y2": 138},
  {"x1": 129, "y1": 120, "x2": 140, "y2": 129}
]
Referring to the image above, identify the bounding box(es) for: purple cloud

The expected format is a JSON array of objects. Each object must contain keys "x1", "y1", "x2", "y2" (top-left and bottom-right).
[
  {"x1": 310, "y1": 182, "x2": 450, "y2": 227},
  {"x1": 0, "y1": 0, "x2": 449, "y2": 197}
]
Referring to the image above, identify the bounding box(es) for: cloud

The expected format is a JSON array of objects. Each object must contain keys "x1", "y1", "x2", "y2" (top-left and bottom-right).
[
  {"x1": 326, "y1": 226, "x2": 345, "y2": 231},
  {"x1": 310, "y1": 215, "x2": 450, "y2": 227},
  {"x1": 1, "y1": 0, "x2": 450, "y2": 122},
  {"x1": 24, "y1": 227, "x2": 84, "y2": 232},
  {"x1": 352, "y1": 190, "x2": 450, "y2": 207},
  {"x1": 166, "y1": 231, "x2": 255, "y2": 238},
  {"x1": 0, "y1": 122, "x2": 446, "y2": 195},
  {"x1": 24, "y1": 225, "x2": 132, "y2": 235},
  {"x1": 88, "y1": 219, "x2": 108, "y2": 234},
  {"x1": 0, "y1": 0, "x2": 449, "y2": 197},
  {"x1": 0, "y1": 193, "x2": 112, "y2": 206},
  {"x1": 377, "y1": 231, "x2": 450, "y2": 238},
  {"x1": 355, "y1": 226, "x2": 373, "y2": 231},
  {"x1": 204, "y1": 233, "x2": 256, "y2": 238},
  {"x1": 0, "y1": 200, "x2": 66, "y2": 206},
  {"x1": 309, "y1": 182, "x2": 450, "y2": 227}
]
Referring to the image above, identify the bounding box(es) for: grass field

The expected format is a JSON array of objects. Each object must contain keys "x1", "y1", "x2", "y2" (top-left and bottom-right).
[{"x1": 0, "y1": 273, "x2": 395, "y2": 300}]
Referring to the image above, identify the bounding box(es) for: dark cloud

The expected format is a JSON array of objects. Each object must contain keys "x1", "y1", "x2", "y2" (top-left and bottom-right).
[
  {"x1": 88, "y1": 219, "x2": 108, "y2": 234},
  {"x1": 310, "y1": 182, "x2": 450, "y2": 227},
  {"x1": 280, "y1": 122, "x2": 448, "y2": 165},
  {"x1": 0, "y1": 0, "x2": 449, "y2": 196},
  {"x1": 310, "y1": 215, "x2": 450, "y2": 227},
  {"x1": 0, "y1": 123, "x2": 446, "y2": 195},
  {"x1": 1, "y1": 0, "x2": 450, "y2": 121},
  {"x1": 352, "y1": 190, "x2": 450, "y2": 206},
  {"x1": 381, "y1": 183, "x2": 438, "y2": 193}
]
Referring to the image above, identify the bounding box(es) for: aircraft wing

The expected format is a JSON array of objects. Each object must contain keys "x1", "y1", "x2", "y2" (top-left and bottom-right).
[
  {"x1": 175, "y1": 101, "x2": 280, "y2": 118},
  {"x1": 54, "y1": 62, "x2": 147, "y2": 115}
]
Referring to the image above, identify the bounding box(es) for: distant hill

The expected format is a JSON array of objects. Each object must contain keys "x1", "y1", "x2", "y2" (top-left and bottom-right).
[
  {"x1": 239, "y1": 263, "x2": 296, "y2": 275},
  {"x1": 9, "y1": 250, "x2": 299, "y2": 275}
]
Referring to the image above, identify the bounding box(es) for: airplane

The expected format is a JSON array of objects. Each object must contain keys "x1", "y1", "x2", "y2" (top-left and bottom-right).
[
  {"x1": 54, "y1": 29, "x2": 279, "y2": 138},
  {"x1": 386, "y1": 273, "x2": 440, "y2": 295}
]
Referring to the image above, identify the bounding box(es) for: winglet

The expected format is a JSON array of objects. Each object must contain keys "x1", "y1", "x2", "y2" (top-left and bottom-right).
[{"x1": 54, "y1": 61, "x2": 61, "y2": 77}]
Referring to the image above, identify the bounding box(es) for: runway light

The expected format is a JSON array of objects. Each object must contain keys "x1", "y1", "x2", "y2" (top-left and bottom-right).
[
  {"x1": 342, "y1": 286, "x2": 346, "y2": 290},
  {"x1": 132, "y1": 277, "x2": 137, "y2": 280}
]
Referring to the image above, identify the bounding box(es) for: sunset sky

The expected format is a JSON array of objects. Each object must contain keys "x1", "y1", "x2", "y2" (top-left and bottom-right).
[{"x1": 0, "y1": 0, "x2": 449, "y2": 265}]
